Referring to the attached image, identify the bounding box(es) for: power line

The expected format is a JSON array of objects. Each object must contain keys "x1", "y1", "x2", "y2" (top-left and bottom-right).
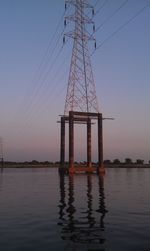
[
  {"x1": 94, "y1": 0, "x2": 100, "y2": 8},
  {"x1": 94, "y1": 0, "x2": 109, "y2": 16},
  {"x1": 22, "y1": 43, "x2": 65, "y2": 120},
  {"x1": 12, "y1": 39, "x2": 65, "y2": 126},
  {"x1": 32, "y1": 26, "x2": 66, "y2": 89},
  {"x1": 21, "y1": 43, "x2": 70, "y2": 126},
  {"x1": 28, "y1": 4, "x2": 71, "y2": 89},
  {"x1": 12, "y1": 9, "x2": 68, "y2": 124},
  {"x1": 25, "y1": 11, "x2": 66, "y2": 99},
  {"x1": 23, "y1": 50, "x2": 70, "y2": 125},
  {"x1": 95, "y1": 0, "x2": 129, "y2": 34},
  {"x1": 25, "y1": 69, "x2": 68, "y2": 128},
  {"x1": 20, "y1": 4, "x2": 73, "y2": 119},
  {"x1": 92, "y1": 1, "x2": 150, "y2": 55},
  {"x1": 26, "y1": 32, "x2": 65, "y2": 102},
  {"x1": 33, "y1": 11, "x2": 66, "y2": 84},
  {"x1": 86, "y1": 0, "x2": 128, "y2": 52}
]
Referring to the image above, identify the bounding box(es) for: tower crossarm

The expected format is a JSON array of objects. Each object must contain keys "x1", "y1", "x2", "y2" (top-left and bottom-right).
[
  {"x1": 64, "y1": 31, "x2": 95, "y2": 41},
  {"x1": 65, "y1": 15, "x2": 94, "y2": 25}
]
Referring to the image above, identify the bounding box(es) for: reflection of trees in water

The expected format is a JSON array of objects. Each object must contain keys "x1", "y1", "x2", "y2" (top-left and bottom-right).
[{"x1": 58, "y1": 174, "x2": 108, "y2": 250}]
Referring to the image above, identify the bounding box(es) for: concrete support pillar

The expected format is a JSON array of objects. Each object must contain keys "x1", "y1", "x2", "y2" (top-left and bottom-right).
[
  {"x1": 60, "y1": 117, "x2": 65, "y2": 167},
  {"x1": 98, "y1": 113, "x2": 103, "y2": 171},
  {"x1": 69, "y1": 111, "x2": 74, "y2": 169},
  {"x1": 87, "y1": 118, "x2": 92, "y2": 168}
]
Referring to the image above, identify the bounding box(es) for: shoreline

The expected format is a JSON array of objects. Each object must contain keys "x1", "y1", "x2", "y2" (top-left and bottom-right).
[{"x1": 1, "y1": 164, "x2": 150, "y2": 169}]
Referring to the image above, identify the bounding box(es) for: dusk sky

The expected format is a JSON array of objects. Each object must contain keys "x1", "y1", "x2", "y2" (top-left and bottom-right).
[{"x1": 0, "y1": 0, "x2": 150, "y2": 162}]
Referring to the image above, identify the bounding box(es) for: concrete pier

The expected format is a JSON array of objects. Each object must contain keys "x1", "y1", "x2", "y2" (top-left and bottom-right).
[
  {"x1": 87, "y1": 117, "x2": 91, "y2": 168},
  {"x1": 60, "y1": 117, "x2": 65, "y2": 167},
  {"x1": 69, "y1": 111, "x2": 74, "y2": 170},
  {"x1": 98, "y1": 113, "x2": 105, "y2": 174},
  {"x1": 59, "y1": 111, "x2": 104, "y2": 174}
]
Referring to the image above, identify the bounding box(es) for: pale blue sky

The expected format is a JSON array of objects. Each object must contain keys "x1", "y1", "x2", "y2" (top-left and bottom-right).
[{"x1": 0, "y1": 0, "x2": 150, "y2": 162}]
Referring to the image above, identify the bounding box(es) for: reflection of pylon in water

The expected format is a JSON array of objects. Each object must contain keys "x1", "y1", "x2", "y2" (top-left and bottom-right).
[
  {"x1": 0, "y1": 137, "x2": 4, "y2": 167},
  {"x1": 64, "y1": 0, "x2": 99, "y2": 114},
  {"x1": 58, "y1": 174, "x2": 108, "y2": 248}
]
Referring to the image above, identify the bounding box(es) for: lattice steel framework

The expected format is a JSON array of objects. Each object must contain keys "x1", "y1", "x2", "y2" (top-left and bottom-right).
[{"x1": 64, "y1": 0, "x2": 99, "y2": 114}]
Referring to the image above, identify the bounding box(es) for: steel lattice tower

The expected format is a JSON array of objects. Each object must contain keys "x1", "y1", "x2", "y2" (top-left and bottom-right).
[{"x1": 64, "y1": 0, "x2": 99, "y2": 114}]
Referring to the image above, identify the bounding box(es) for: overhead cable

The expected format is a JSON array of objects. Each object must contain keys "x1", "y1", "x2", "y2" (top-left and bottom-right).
[{"x1": 92, "y1": 1, "x2": 150, "y2": 55}]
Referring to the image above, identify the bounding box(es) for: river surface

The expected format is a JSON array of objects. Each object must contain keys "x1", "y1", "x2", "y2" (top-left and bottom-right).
[{"x1": 0, "y1": 167, "x2": 150, "y2": 251}]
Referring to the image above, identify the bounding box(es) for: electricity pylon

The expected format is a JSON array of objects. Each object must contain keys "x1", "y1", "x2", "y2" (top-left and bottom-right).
[
  {"x1": 59, "y1": 0, "x2": 105, "y2": 174},
  {"x1": 64, "y1": 0, "x2": 99, "y2": 114}
]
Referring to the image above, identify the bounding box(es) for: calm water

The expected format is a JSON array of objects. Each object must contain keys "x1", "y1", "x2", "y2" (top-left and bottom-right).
[{"x1": 0, "y1": 167, "x2": 150, "y2": 251}]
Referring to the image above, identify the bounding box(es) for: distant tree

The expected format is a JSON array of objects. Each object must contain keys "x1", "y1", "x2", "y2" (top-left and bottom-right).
[
  {"x1": 136, "y1": 159, "x2": 144, "y2": 165},
  {"x1": 23, "y1": 161, "x2": 29, "y2": 165},
  {"x1": 44, "y1": 161, "x2": 50, "y2": 165},
  {"x1": 31, "y1": 160, "x2": 39, "y2": 165},
  {"x1": 125, "y1": 158, "x2": 132, "y2": 164},
  {"x1": 104, "y1": 159, "x2": 111, "y2": 164},
  {"x1": 55, "y1": 161, "x2": 60, "y2": 165},
  {"x1": 113, "y1": 159, "x2": 121, "y2": 164}
]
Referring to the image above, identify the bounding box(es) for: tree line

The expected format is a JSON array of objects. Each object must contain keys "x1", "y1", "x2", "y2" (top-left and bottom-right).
[{"x1": 3, "y1": 158, "x2": 150, "y2": 166}]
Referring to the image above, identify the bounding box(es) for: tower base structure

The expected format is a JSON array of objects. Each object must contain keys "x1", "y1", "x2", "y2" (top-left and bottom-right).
[{"x1": 59, "y1": 111, "x2": 105, "y2": 175}]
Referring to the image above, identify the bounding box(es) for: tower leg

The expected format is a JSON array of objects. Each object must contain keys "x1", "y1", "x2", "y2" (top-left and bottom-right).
[
  {"x1": 60, "y1": 117, "x2": 65, "y2": 168},
  {"x1": 87, "y1": 118, "x2": 92, "y2": 168},
  {"x1": 98, "y1": 113, "x2": 105, "y2": 174},
  {"x1": 69, "y1": 111, "x2": 74, "y2": 172}
]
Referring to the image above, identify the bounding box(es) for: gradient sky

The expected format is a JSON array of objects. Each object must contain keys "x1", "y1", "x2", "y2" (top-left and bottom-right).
[{"x1": 0, "y1": 0, "x2": 150, "y2": 162}]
